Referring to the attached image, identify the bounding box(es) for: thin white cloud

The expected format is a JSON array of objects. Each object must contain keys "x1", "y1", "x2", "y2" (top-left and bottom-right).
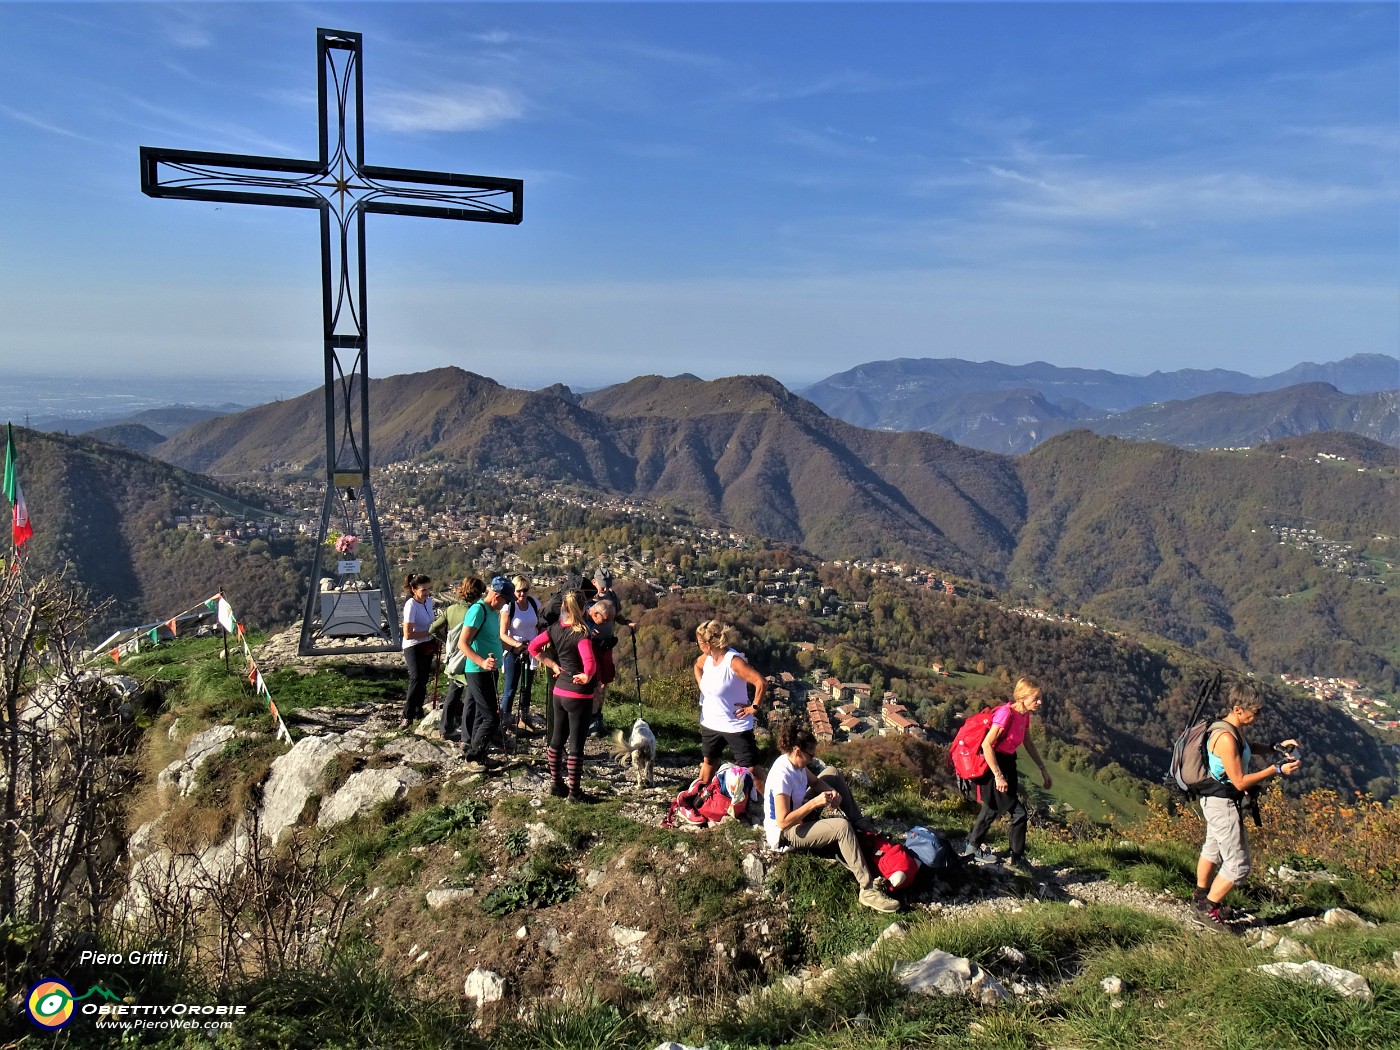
[
  {"x1": 992, "y1": 168, "x2": 1394, "y2": 224},
  {"x1": 151, "y1": 7, "x2": 212, "y2": 50},
  {"x1": 732, "y1": 70, "x2": 929, "y2": 105},
  {"x1": 370, "y1": 87, "x2": 525, "y2": 133},
  {"x1": 113, "y1": 94, "x2": 302, "y2": 159},
  {"x1": 0, "y1": 103, "x2": 87, "y2": 141}
]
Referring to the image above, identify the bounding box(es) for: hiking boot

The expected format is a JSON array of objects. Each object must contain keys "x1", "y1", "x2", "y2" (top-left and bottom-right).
[
  {"x1": 588, "y1": 715, "x2": 606, "y2": 738},
  {"x1": 461, "y1": 758, "x2": 488, "y2": 775},
  {"x1": 858, "y1": 887, "x2": 901, "y2": 914},
  {"x1": 1193, "y1": 892, "x2": 1242, "y2": 921},
  {"x1": 1191, "y1": 901, "x2": 1237, "y2": 935},
  {"x1": 567, "y1": 788, "x2": 598, "y2": 805},
  {"x1": 515, "y1": 719, "x2": 538, "y2": 737},
  {"x1": 1006, "y1": 854, "x2": 1034, "y2": 876},
  {"x1": 548, "y1": 781, "x2": 568, "y2": 798},
  {"x1": 957, "y1": 842, "x2": 1000, "y2": 866}
]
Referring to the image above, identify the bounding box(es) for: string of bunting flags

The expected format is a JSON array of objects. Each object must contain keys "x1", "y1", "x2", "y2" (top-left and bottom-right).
[{"x1": 104, "y1": 593, "x2": 294, "y2": 744}]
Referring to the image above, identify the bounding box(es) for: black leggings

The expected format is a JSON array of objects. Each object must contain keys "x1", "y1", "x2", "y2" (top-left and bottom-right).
[
  {"x1": 402, "y1": 643, "x2": 434, "y2": 722},
  {"x1": 549, "y1": 693, "x2": 591, "y2": 757},
  {"x1": 969, "y1": 753, "x2": 1028, "y2": 856}
]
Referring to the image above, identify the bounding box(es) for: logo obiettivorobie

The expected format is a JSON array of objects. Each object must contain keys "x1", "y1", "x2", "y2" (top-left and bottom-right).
[
  {"x1": 26, "y1": 978, "x2": 76, "y2": 1029},
  {"x1": 25, "y1": 979, "x2": 119, "y2": 1029}
]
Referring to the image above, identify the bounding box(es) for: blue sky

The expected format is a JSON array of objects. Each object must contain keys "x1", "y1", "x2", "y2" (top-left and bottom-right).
[{"x1": 1, "y1": 2, "x2": 1395, "y2": 393}]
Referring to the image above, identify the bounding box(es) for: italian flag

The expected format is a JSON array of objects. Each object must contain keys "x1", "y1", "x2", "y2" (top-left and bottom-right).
[{"x1": 4, "y1": 423, "x2": 33, "y2": 548}]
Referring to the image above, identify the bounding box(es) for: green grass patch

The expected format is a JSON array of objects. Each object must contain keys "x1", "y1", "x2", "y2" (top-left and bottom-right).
[
  {"x1": 492, "y1": 997, "x2": 655, "y2": 1050},
  {"x1": 1036, "y1": 757, "x2": 1149, "y2": 824},
  {"x1": 264, "y1": 662, "x2": 405, "y2": 713},
  {"x1": 226, "y1": 951, "x2": 485, "y2": 1049},
  {"x1": 771, "y1": 852, "x2": 901, "y2": 965}
]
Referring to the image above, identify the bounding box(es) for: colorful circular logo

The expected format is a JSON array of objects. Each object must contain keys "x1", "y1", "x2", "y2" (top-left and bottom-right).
[{"x1": 26, "y1": 979, "x2": 76, "y2": 1029}]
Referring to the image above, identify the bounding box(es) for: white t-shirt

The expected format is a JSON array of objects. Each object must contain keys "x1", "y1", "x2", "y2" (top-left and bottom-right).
[
  {"x1": 504, "y1": 598, "x2": 541, "y2": 643},
  {"x1": 401, "y1": 596, "x2": 434, "y2": 651},
  {"x1": 764, "y1": 754, "x2": 811, "y2": 850},
  {"x1": 504, "y1": 598, "x2": 541, "y2": 668},
  {"x1": 699, "y1": 649, "x2": 754, "y2": 733}
]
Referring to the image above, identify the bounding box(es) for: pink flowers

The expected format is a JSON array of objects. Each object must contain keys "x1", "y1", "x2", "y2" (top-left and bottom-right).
[{"x1": 334, "y1": 535, "x2": 360, "y2": 556}]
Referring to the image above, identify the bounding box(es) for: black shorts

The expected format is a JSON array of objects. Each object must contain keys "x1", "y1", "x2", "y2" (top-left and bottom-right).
[{"x1": 700, "y1": 726, "x2": 759, "y2": 768}]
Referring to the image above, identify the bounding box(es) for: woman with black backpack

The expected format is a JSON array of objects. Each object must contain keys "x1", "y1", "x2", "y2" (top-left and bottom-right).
[{"x1": 499, "y1": 574, "x2": 542, "y2": 735}]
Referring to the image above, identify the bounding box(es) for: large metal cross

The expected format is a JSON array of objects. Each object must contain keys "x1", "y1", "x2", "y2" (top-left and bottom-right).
[{"x1": 141, "y1": 28, "x2": 522, "y2": 655}]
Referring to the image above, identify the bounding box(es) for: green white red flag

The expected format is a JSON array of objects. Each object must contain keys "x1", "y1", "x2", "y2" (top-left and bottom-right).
[{"x1": 3, "y1": 424, "x2": 33, "y2": 549}]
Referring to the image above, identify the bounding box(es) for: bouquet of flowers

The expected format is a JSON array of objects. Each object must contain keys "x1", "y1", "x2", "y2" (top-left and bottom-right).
[{"x1": 334, "y1": 534, "x2": 360, "y2": 556}]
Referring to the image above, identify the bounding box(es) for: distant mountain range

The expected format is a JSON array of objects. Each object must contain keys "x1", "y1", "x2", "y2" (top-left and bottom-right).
[
  {"x1": 801, "y1": 354, "x2": 1400, "y2": 451},
  {"x1": 35, "y1": 405, "x2": 240, "y2": 446},
  {"x1": 146, "y1": 367, "x2": 1399, "y2": 692}
]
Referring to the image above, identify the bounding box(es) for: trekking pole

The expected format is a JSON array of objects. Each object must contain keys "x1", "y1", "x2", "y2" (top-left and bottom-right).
[
  {"x1": 629, "y1": 625, "x2": 644, "y2": 720},
  {"x1": 1189, "y1": 670, "x2": 1222, "y2": 727}
]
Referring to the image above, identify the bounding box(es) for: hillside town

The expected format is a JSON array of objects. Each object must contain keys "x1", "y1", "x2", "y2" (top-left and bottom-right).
[
  {"x1": 154, "y1": 463, "x2": 1397, "y2": 730},
  {"x1": 1279, "y1": 673, "x2": 1399, "y2": 732}
]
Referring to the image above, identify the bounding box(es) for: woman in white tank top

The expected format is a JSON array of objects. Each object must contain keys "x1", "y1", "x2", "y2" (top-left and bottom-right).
[{"x1": 694, "y1": 618, "x2": 767, "y2": 787}]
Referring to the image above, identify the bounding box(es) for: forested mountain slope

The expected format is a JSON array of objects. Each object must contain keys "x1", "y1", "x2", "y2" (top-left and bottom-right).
[
  {"x1": 143, "y1": 369, "x2": 1400, "y2": 691},
  {"x1": 8, "y1": 428, "x2": 302, "y2": 627}
]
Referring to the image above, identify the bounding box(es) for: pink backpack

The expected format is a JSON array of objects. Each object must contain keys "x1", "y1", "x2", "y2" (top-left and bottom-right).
[{"x1": 663, "y1": 764, "x2": 755, "y2": 828}]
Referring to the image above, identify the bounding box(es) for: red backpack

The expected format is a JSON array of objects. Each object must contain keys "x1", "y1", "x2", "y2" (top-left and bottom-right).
[
  {"x1": 949, "y1": 705, "x2": 1006, "y2": 780},
  {"x1": 857, "y1": 829, "x2": 920, "y2": 892}
]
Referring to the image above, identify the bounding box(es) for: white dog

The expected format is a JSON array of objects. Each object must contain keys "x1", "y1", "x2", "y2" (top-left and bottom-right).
[{"x1": 612, "y1": 717, "x2": 656, "y2": 789}]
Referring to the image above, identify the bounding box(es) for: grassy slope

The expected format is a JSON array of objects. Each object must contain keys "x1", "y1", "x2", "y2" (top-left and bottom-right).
[{"x1": 70, "y1": 643, "x2": 1400, "y2": 1050}]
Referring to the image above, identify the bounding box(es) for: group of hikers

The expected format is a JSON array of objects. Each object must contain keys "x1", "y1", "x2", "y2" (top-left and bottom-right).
[
  {"x1": 399, "y1": 571, "x2": 1301, "y2": 922},
  {"x1": 399, "y1": 570, "x2": 630, "y2": 799}
]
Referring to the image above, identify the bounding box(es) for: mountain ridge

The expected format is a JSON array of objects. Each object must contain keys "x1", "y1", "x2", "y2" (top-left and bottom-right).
[{"x1": 802, "y1": 354, "x2": 1400, "y2": 450}]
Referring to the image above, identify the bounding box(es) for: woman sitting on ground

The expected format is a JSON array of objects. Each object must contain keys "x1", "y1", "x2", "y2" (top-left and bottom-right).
[{"x1": 763, "y1": 722, "x2": 900, "y2": 914}]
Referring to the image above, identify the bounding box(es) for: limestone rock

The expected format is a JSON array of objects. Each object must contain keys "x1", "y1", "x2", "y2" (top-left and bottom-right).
[
  {"x1": 1273, "y1": 865, "x2": 1342, "y2": 884},
  {"x1": 158, "y1": 725, "x2": 240, "y2": 796},
  {"x1": 894, "y1": 950, "x2": 973, "y2": 997},
  {"x1": 1322, "y1": 907, "x2": 1374, "y2": 929},
  {"x1": 612, "y1": 926, "x2": 648, "y2": 949},
  {"x1": 377, "y1": 736, "x2": 451, "y2": 765},
  {"x1": 317, "y1": 765, "x2": 425, "y2": 829},
  {"x1": 874, "y1": 921, "x2": 909, "y2": 946},
  {"x1": 426, "y1": 888, "x2": 474, "y2": 909},
  {"x1": 463, "y1": 967, "x2": 505, "y2": 1005},
  {"x1": 1273, "y1": 936, "x2": 1310, "y2": 960},
  {"x1": 998, "y1": 946, "x2": 1027, "y2": 967},
  {"x1": 1255, "y1": 961, "x2": 1372, "y2": 1000},
  {"x1": 260, "y1": 734, "x2": 348, "y2": 843},
  {"x1": 1245, "y1": 928, "x2": 1281, "y2": 950},
  {"x1": 1100, "y1": 976, "x2": 1123, "y2": 995},
  {"x1": 742, "y1": 854, "x2": 765, "y2": 888},
  {"x1": 969, "y1": 969, "x2": 1011, "y2": 1005}
]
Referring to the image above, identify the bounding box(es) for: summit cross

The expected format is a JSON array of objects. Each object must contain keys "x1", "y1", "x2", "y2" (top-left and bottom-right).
[{"x1": 141, "y1": 28, "x2": 522, "y2": 655}]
